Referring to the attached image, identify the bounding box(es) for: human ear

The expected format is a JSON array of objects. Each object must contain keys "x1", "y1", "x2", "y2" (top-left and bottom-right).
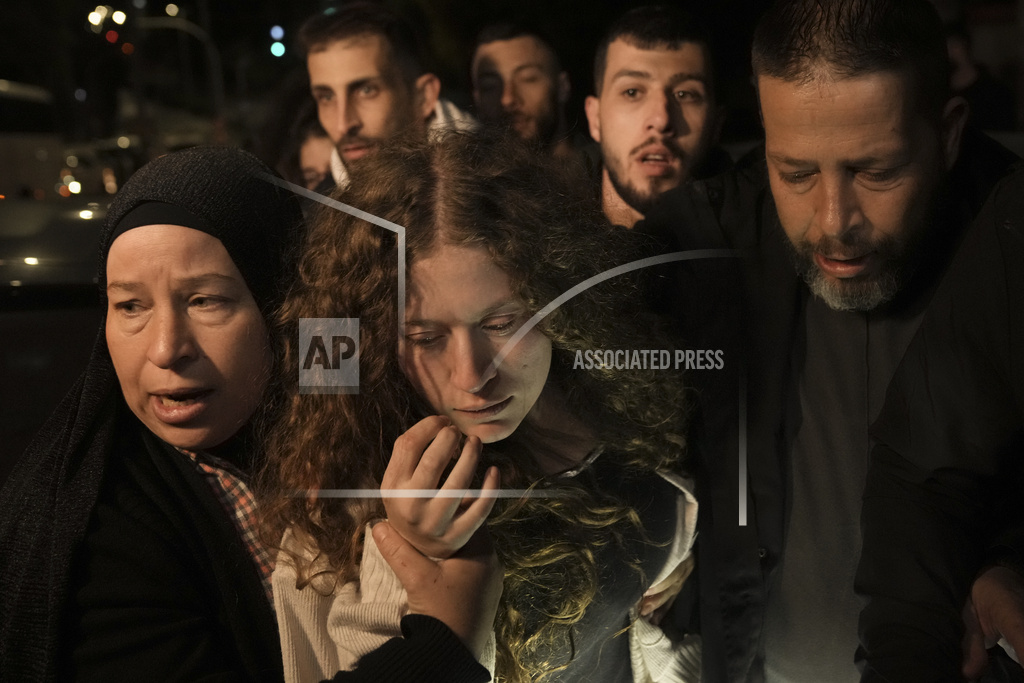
[
  {"x1": 941, "y1": 95, "x2": 969, "y2": 170},
  {"x1": 415, "y1": 73, "x2": 442, "y2": 121},
  {"x1": 584, "y1": 95, "x2": 601, "y2": 142}
]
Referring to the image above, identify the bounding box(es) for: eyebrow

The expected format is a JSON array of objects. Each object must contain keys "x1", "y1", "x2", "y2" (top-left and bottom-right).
[
  {"x1": 107, "y1": 273, "x2": 238, "y2": 292},
  {"x1": 405, "y1": 299, "x2": 522, "y2": 327},
  {"x1": 610, "y1": 69, "x2": 706, "y2": 85},
  {"x1": 513, "y1": 63, "x2": 547, "y2": 74},
  {"x1": 474, "y1": 63, "x2": 547, "y2": 82},
  {"x1": 767, "y1": 152, "x2": 906, "y2": 167}
]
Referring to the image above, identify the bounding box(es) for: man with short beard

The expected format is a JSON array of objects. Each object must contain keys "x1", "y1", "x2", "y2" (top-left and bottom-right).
[
  {"x1": 471, "y1": 23, "x2": 574, "y2": 158},
  {"x1": 642, "y1": 0, "x2": 1024, "y2": 681},
  {"x1": 299, "y1": 3, "x2": 473, "y2": 194},
  {"x1": 585, "y1": 5, "x2": 727, "y2": 228}
]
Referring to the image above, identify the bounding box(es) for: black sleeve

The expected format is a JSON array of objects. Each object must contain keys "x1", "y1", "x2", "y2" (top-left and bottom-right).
[
  {"x1": 856, "y1": 169, "x2": 1024, "y2": 682},
  {"x1": 326, "y1": 615, "x2": 491, "y2": 683},
  {"x1": 60, "y1": 439, "x2": 282, "y2": 682}
]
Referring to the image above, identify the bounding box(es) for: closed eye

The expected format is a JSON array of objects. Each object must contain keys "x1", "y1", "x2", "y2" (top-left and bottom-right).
[
  {"x1": 858, "y1": 166, "x2": 904, "y2": 183},
  {"x1": 482, "y1": 316, "x2": 519, "y2": 335},
  {"x1": 406, "y1": 333, "x2": 442, "y2": 348},
  {"x1": 780, "y1": 170, "x2": 815, "y2": 185}
]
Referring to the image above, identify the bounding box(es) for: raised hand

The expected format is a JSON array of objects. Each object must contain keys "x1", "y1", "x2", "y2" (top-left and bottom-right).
[
  {"x1": 381, "y1": 415, "x2": 500, "y2": 559},
  {"x1": 372, "y1": 521, "x2": 503, "y2": 660}
]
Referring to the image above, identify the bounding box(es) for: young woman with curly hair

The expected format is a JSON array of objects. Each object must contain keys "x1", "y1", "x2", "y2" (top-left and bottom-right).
[{"x1": 260, "y1": 131, "x2": 700, "y2": 683}]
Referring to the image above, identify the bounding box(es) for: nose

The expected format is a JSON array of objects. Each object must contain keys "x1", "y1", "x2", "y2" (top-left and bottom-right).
[
  {"x1": 646, "y1": 89, "x2": 674, "y2": 135},
  {"x1": 324, "y1": 97, "x2": 361, "y2": 143},
  {"x1": 342, "y1": 94, "x2": 362, "y2": 136},
  {"x1": 501, "y1": 79, "x2": 517, "y2": 111},
  {"x1": 814, "y1": 175, "x2": 863, "y2": 240},
  {"x1": 450, "y1": 332, "x2": 497, "y2": 394},
  {"x1": 146, "y1": 306, "x2": 198, "y2": 370}
]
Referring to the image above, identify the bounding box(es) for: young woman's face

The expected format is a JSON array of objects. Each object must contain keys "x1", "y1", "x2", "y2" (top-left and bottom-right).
[
  {"x1": 402, "y1": 244, "x2": 552, "y2": 443},
  {"x1": 105, "y1": 224, "x2": 273, "y2": 451}
]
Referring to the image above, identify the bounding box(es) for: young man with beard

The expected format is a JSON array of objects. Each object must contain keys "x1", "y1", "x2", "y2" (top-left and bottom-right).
[
  {"x1": 585, "y1": 5, "x2": 727, "y2": 228},
  {"x1": 299, "y1": 3, "x2": 473, "y2": 193},
  {"x1": 642, "y1": 0, "x2": 1024, "y2": 680},
  {"x1": 470, "y1": 23, "x2": 574, "y2": 158}
]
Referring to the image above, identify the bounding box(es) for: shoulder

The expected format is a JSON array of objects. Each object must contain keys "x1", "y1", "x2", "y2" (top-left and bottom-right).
[{"x1": 640, "y1": 150, "x2": 771, "y2": 251}]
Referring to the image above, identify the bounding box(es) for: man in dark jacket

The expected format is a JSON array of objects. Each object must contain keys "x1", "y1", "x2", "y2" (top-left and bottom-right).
[{"x1": 643, "y1": 0, "x2": 1024, "y2": 680}]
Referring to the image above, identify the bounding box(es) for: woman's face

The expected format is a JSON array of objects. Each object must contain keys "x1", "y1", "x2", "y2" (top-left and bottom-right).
[
  {"x1": 105, "y1": 224, "x2": 272, "y2": 451},
  {"x1": 402, "y1": 244, "x2": 552, "y2": 443},
  {"x1": 299, "y1": 134, "x2": 334, "y2": 190}
]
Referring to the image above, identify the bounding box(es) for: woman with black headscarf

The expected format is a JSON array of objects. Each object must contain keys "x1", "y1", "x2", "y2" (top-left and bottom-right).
[
  {"x1": 0, "y1": 146, "x2": 500, "y2": 683},
  {"x1": 0, "y1": 147, "x2": 300, "y2": 681}
]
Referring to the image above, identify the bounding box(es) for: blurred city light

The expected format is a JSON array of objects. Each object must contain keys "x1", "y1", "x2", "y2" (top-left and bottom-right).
[
  {"x1": 270, "y1": 25, "x2": 284, "y2": 40},
  {"x1": 105, "y1": 30, "x2": 119, "y2": 43},
  {"x1": 117, "y1": 136, "x2": 131, "y2": 149},
  {"x1": 271, "y1": 42, "x2": 285, "y2": 57},
  {"x1": 66, "y1": 155, "x2": 79, "y2": 167},
  {"x1": 74, "y1": 89, "x2": 87, "y2": 102},
  {"x1": 88, "y1": 11, "x2": 103, "y2": 25},
  {"x1": 122, "y1": 43, "x2": 135, "y2": 55},
  {"x1": 133, "y1": 0, "x2": 146, "y2": 7},
  {"x1": 165, "y1": 3, "x2": 179, "y2": 17},
  {"x1": 103, "y1": 168, "x2": 118, "y2": 194},
  {"x1": 68, "y1": 182, "x2": 82, "y2": 194},
  {"x1": 79, "y1": 210, "x2": 95, "y2": 220},
  {"x1": 112, "y1": 10, "x2": 126, "y2": 24},
  {"x1": 62, "y1": 174, "x2": 75, "y2": 184},
  {"x1": 24, "y1": 258, "x2": 39, "y2": 266}
]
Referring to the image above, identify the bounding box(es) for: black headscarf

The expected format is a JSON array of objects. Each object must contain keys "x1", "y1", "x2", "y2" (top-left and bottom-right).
[{"x1": 0, "y1": 146, "x2": 302, "y2": 680}]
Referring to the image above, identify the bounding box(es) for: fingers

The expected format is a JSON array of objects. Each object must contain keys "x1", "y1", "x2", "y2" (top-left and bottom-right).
[
  {"x1": 385, "y1": 415, "x2": 451, "y2": 485},
  {"x1": 443, "y1": 466, "x2": 501, "y2": 545},
  {"x1": 961, "y1": 599, "x2": 989, "y2": 679},
  {"x1": 439, "y1": 436, "x2": 483, "y2": 493},
  {"x1": 409, "y1": 425, "x2": 461, "y2": 490}
]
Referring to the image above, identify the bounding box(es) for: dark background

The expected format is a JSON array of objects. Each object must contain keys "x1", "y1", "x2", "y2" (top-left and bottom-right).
[{"x1": 1, "y1": 0, "x2": 1021, "y2": 481}]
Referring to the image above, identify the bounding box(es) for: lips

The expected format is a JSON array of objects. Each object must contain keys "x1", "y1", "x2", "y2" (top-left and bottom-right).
[
  {"x1": 455, "y1": 396, "x2": 512, "y2": 419},
  {"x1": 814, "y1": 252, "x2": 875, "y2": 279},
  {"x1": 149, "y1": 388, "x2": 214, "y2": 425},
  {"x1": 635, "y1": 145, "x2": 681, "y2": 177},
  {"x1": 340, "y1": 144, "x2": 374, "y2": 162}
]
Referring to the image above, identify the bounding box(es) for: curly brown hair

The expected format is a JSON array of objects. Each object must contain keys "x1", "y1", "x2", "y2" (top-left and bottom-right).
[{"x1": 258, "y1": 130, "x2": 691, "y2": 681}]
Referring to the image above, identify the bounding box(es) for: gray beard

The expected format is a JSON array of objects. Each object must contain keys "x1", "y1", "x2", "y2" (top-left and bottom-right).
[{"x1": 797, "y1": 261, "x2": 904, "y2": 312}]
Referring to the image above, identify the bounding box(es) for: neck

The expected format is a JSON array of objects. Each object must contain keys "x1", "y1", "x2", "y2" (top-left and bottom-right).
[
  {"x1": 600, "y1": 169, "x2": 643, "y2": 228},
  {"x1": 522, "y1": 385, "x2": 599, "y2": 475}
]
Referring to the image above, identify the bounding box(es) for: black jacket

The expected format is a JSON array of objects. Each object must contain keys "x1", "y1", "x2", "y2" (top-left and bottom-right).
[
  {"x1": 858, "y1": 163, "x2": 1024, "y2": 682},
  {"x1": 640, "y1": 128, "x2": 1019, "y2": 682}
]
